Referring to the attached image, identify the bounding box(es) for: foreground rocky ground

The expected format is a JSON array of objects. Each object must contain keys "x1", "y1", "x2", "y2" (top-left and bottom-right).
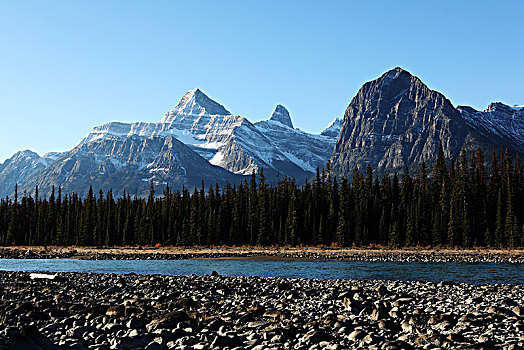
[
  {"x1": 1, "y1": 247, "x2": 524, "y2": 263},
  {"x1": 0, "y1": 271, "x2": 523, "y2": 349}
]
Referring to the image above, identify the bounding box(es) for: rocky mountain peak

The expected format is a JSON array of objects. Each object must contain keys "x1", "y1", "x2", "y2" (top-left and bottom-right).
[
  {"x1": 485, "y1": 102, "x2": 516, "y2": 114},
  {"x1": 12, "y1": 149, "x2": 40, "y2": 159},
  {"x1": 330, "y1": 68, "x2": 466, "y2": 177},
  {"x1": 372, "y1": 67, "x2": 421, "y2": 96},
  {"x1": 383, "y1": 66, "x2": 409, "y2": 77},
  {"x1": 456, "y1": 105, "x2": 477, "y2": 114},
  {"x1": 160, "y1": 88, "x2": 231, "y2": 123},
  {"x1": 269, "y1": 104, "x2": 293, "y2": 128},
  {"x1": 320, "y1": 118, "x2": 343, "y2": 138}
]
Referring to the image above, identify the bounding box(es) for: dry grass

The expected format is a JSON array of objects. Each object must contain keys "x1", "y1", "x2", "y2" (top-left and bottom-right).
[{"x1": 2, "y1": 245, "x2": 523, "y2": 257}]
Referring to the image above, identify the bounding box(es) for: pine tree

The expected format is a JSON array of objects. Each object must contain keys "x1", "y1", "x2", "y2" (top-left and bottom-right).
[
  {"x1": 6, "y1": 185, "x2": 19, "y2": 245},
  {"x1": 494, "y1": 190, "x2": 505, "y2": 247},
  {"x1": 447, "y1": 195, "x2": 457, "y2": 246},
  {"x1": 327, "y1": 178, "x2": 339, "y2": 245},
  {"x1": 287, "y1": 188, "x2": 298, "y2": 245},
  {"x1": 248, "y1": 172, "x2": 258, "y2": 245},
  {"x1": 257, "y1": 169, "x2": 269, "y2": 246},
  {"x1": 80, "y1": 186, "x2": 95, "y2": 246},
  {"x1": 504, "y1": 179, "x2": 518, "y2": 247}
]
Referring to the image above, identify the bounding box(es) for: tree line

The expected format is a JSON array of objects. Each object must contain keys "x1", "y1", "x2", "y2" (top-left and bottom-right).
[{"x1": 0, "y1": 144, "x2": 523, "y2": 248}]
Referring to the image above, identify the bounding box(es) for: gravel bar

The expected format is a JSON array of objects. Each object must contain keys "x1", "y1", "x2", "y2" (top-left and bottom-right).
[
  {"x1": 0, "y1": 271, "x2": 523, "y2": 349},
  {"x1": 1, "y1": 248, "x2": 524, "y2": 263}
]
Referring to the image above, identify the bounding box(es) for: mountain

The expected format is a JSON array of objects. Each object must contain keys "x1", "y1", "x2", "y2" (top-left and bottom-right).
[
  {"x1": 268, "y1": 104, "x2": 294, "y2": 128},
  {"x1": 159, "y1": 90, "x2": 309, "y2": 179},
  {"x1": 156, "y1": 89, "x2": 339, "y2": 180},
  {"x1": 458, "y1": 103, "x2": 524, "y2": 152},
  {"x1": 3, "y1": 89, "x2": 339, "y2": 198},
  {"x1": 255, "y1": 107, "x2": 339, "y2": 175},
  {"x1": 330, "y1": 67, "x2": 524, "y2": 177},
  {"x1": 0, "y1": 150, "x2": 59, "y2": 198},
  {"x1": 320, "y1": 118, "x2": 343, "y2": 138},
  {"x1": 19, "y1": 135, "x2": 245, "y2": 198}
]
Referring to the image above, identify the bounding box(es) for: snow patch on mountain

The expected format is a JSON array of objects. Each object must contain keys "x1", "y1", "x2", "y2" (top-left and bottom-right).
[
  {"x1": 160, "y1": 88, "x2": 231, "y2": 124},
  {"x1": 458, "y1": 102, "x2": 524, "y2": 147},
  {"x1": 0, "y1": 150, "x2": 58, "y2": 198},
  {"x1": 255, "y1": 109, "x2": 339, "y2": 173},
  {"x1": 320, "y1": 118, "x2": 343, "y2": 138},
  {"x1": 2, "y1": 88, "x2": 344, "y2": 198},
  {"x1": 269, "y1": 105, "x2": 294, "y2": 128}
]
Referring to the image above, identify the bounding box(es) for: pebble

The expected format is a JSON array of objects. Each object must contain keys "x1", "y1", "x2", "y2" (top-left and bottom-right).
[{"x1": 0, "y1": 271, "x2": 522, "y2": 349}]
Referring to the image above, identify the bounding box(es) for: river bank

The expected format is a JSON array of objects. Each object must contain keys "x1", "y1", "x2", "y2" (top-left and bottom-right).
[
  {"x1": 0, "y1": 246, "x2": 523, "y2": 263},
  {"x1": 0, "y1": 271, "x2": 522, "y2": 349}
]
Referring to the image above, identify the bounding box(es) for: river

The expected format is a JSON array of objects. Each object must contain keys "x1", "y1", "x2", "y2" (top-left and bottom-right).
[{"x1": 0, "y1": 258, "x2": 523, "y2": 284}]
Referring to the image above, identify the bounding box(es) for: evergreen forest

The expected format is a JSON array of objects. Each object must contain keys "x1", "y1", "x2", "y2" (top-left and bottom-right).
[{"x1": 0, "y1": 145, "x2": 523, "y2": 248}]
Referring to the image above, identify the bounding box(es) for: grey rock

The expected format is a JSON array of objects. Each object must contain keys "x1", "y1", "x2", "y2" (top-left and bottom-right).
[
  {"x1": 330, "y1": 67, "x2": 523, "y2": 179},
  {"x1": 348, "y1": 329, "x2": 366, "y2": 341},
  {"x1": 105, "y1": 305, "x2": 124, "y2": 317},
  {"x1": 119, "y1": 335, "x2": 155, "y2": 349},
  {"x1": 146, "y1": 310, "x2": 190, "y2": 332},
  {"x1": 7, "y1": 326, "x2": 60, "y2": 350},
  {"x1": 3, "y1": 89, "x2": 341, "y2": 198},
  {"x1": 269, "y1": 104, "x2": 294, "y2": 129}
]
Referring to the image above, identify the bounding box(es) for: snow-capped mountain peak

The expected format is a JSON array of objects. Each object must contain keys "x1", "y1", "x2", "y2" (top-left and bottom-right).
[
  {"x1": 459, "y1": 101, "x2": 524, "y2": 148},
  {"x1": 42, "y1": 151, "x2": 64, "y2": 160},
  {"x1": 320, "y1": 118, "x2": 343, "y2": 138},
  {"x1": 269, "y1": 104, "x2": 294, "y2": 129},
  {"x1": 160, "y1": 88, "x2": 231, "y2": 124},
  {"x1": 0, "y1": 150, "x2": 59, "y2": 197}
]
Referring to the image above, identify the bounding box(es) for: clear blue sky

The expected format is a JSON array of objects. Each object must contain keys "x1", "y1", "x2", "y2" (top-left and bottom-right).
[{"x1": 1, "y1": 0, "x2": 523, "y2": 162}]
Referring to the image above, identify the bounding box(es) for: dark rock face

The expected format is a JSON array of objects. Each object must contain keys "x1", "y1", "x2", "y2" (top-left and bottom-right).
[
  {"x1": 7, "y1": 326, "x2": 60, "y2": 350},
  {"x1": 269, "y1": 104, "x2": 294, "y2": 128},
  {"x1": 330, "y1": 67, "x2": 523, "y2": 178}
]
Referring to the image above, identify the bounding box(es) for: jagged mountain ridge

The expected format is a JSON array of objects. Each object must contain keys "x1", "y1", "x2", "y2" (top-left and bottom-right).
[
  {"x1": 79, "y1": 89, "x2": 339, "y2": 179},
  {"x1": 18, "y1": 135, "x2": 244, "y2": 198},
  {"x1": 0, "y1": 150, "x2": 62, "y2": 198},
  {"x1": 330, "y1": 67, "x2": 524, "y2": 178},
  {"x1": 2, "y1": 89, "x2": 341, "y2": 198},
  {"x1": 6, "y1": 67, "x2": 518, "y2": 198},
  {"x1": 320, "y1": 118, "x2": 343, "y2": 138},
  {"x1": 458, "y1": 103, "x2": 524, "y2": 152}
]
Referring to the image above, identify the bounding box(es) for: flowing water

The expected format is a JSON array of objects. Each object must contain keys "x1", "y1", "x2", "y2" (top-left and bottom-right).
[{"x1": 0, "y1": 258, "x2": 522, "y2": 284}]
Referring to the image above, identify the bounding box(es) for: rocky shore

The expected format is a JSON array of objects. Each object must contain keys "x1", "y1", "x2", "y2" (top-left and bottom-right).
[
  {"x1": 0, "y1": 271, "x2": 523, "y2": 349},
  {"x1": 1, "y1": 247, "x2": 524, "y2": 263}
]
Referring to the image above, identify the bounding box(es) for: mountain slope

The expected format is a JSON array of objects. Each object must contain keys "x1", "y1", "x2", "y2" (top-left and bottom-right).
[
  {"x1": 320, "y1": 118, "x2": 343, "y2": 138},
  {"x1": 159, "y1": 90, "x2": 317, "y2": 180},
  {"x1": 255, "y1": 106, "x2": 340, "y2": 175},
  {"x1": 0, "y1": 150, "x2": 59, "y2": 198},
  {"x1": 458, "y1": 103, "x2": 524, "y2": 152},
  {"x1": 330, "y1": 67, "x2": 523, "y2": 177},
  {"x1": 4, "y1": 88, "x2": 339, "y2": 198},
  {"x1": 19, "y1": 135, "x2": 244, "y2": 198}
]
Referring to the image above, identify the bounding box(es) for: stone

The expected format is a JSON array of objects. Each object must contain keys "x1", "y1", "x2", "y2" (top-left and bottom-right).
[
  {"x1": 146, "y1": 311, "x2": 190, "y2": 331},
  {"x1": 105, "y1": 305, "x2": 124, "y2": 317},
  {"x1": 348, "y1": 329, "x2": 366, "y2": 341},
  {"x1": 7, "y1": 325, "x2": 60, "y2": 350},
  {"x1": 511, "y1": 306, "x2": 522, "y2": 317}
]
